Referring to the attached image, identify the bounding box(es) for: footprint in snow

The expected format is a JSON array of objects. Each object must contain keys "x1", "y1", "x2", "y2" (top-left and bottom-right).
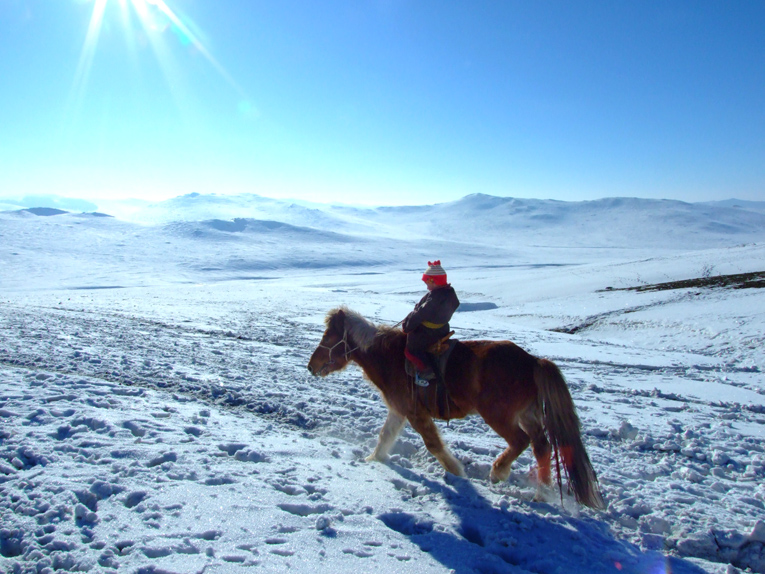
[
  {"x1": 122, "y1": 420, "x2": 146, "y2": 437},
  {"x1": 146, "y1": 451, "x2": 177, "y2": 467},
  {"x1": 124, "y1": 490, "x2": 148, "y2": 508},
  {"x1": 204, "y1": 475, "x2": 237, "y2": 486},
  {"x1": 272, "y1": 482, "x2": 306, "y2": 496},
  {"x1": 49, "y1": 408, "x2": 76, "y2": 418},
  {"x1": 217, "y1": 442, "x2": 269, "y2": 463},
  {"x1": 343, "y1": 547, "x2": 375, "y2": 558},
  {"x1": 277, "y1": 502, "x2": 334, "y2": 517}
]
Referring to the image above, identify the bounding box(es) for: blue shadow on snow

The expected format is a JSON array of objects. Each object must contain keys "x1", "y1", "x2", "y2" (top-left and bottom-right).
[{"x1": 378, "y1": 465, "x2": 709, "y2": 574}]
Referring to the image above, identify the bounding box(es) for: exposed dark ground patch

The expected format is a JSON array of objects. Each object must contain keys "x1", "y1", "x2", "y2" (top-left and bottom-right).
[{"x1": 602, "y1": 271, "x2": 765, "y2": 293}]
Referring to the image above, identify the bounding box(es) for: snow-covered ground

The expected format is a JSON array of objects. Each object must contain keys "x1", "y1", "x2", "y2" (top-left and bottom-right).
[{"x1": 1, "y1": 194, "x2": 764, "y2": 574}]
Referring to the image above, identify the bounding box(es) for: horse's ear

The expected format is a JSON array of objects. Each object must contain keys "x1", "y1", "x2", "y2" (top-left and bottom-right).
[{"x1": 333, "y1": 308, "x2": 345, "y2": 329}]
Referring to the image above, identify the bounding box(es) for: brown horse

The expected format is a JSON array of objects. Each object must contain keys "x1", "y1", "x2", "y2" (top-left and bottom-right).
[{"x1": 307, "y1": 307, "x2": 604, "y2": 509}]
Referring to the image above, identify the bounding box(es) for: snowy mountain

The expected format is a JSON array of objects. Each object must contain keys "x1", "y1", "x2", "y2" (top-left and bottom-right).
[
  {"x1": 1, "y1": 192, "x2": 764, "y2": 573},
  {"x1": 4, "y1": 192, "x2": 764, "y2": 289},
  {"x1": 122, "y1": 192, "x2": 765, "y2": 249}
]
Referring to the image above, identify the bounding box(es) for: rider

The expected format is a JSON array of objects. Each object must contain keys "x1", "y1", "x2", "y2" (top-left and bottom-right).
[{"x1": 402, "y1": 260, "x2": 460, "y2": 380}]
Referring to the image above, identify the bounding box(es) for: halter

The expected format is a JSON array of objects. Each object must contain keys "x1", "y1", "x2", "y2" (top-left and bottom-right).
[{"x1": 317, "y1": 329, "x2": 359, "y2": 374}]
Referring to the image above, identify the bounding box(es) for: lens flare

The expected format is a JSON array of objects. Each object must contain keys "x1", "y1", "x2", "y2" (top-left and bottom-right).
[
  {"x1": 654, "y1": 557, "x2": 671, "y2": 574},
  {"x1": 144, "y1": 0, "x2": 247, "y2": 98},
  {"x1": 638, "y1": 554, "x2": 672, "y2": 574},
  {"x1": 66, "y1": 0, "x2": 247, "y2": 123}
]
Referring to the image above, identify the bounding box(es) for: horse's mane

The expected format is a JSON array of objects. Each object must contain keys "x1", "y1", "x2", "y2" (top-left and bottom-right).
[{"x1": 325, "y1": 307, "x2": 403, "y2": 352}]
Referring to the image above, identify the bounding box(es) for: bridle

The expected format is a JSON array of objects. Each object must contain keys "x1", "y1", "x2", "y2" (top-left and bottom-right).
[{"x1": 316, "y1": 328, "x2": 359, "y2": 375}]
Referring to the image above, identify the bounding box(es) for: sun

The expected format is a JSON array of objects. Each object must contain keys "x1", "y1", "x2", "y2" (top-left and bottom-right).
[{"x1": 67, "y1": 0, "x2": 246, "y2": 120}]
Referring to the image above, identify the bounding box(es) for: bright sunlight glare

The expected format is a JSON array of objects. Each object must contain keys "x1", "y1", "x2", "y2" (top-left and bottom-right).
[
  {"x1": 67, "y1": 0, "x2": 108, "y2": 119},
  {"x1": 67, "y1": 0, "x2": 247, "y2": 125}
]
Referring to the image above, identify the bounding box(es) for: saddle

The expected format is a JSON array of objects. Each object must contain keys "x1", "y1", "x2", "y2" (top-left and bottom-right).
[
  {"x1": 405, "y1": 332, "x2": 458, "y2": 420},
  {"x1": 404, "y1": 331, "x2": 456, "y2": 380},
  {"x1": 427, "y1": 331, "x2": 455, "y2": 356}
]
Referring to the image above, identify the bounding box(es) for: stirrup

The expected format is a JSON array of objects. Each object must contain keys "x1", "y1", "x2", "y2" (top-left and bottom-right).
[{"x1": 414, "y1": 373, "x2": 431, "y2": 387}]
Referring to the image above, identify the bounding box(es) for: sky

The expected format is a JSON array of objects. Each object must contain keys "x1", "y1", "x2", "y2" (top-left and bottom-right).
[{"x1": 0, "y1": 0, "x2": 763, "y2": 207}]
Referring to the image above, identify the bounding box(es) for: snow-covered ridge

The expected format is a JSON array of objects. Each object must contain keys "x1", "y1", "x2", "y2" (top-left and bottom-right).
[
  {"x1": 133, "y1": 192, "x2": 765, "y2": 249},
  {"x1": 2, "y1": 192, "x2": 765, "y2": 291},
  {"x1": 165, "y1": 218, "x2": 358, "y2": 244},
  {"x1": 4, "y1": 192, "x2": 765, "y2": 250}
]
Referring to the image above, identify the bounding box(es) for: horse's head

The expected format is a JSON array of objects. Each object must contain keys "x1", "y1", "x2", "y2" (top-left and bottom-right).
[{"x1": 307, "y1": 308, "x2": 352, "y2": 377}]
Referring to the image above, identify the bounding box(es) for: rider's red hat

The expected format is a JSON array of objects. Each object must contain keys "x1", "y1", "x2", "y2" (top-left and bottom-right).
[{"x1": 422, "y1": 260, "x2": 447, "y2": 286}]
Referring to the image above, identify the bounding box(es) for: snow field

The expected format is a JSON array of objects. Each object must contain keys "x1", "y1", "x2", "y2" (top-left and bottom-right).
[{"x1": 1, "y1": 271, "x2": 764, "y2": 573}]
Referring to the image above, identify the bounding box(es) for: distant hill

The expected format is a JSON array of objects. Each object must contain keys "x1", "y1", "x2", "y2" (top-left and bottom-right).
[
  {"x1": 701, "y1": 199, "x2": 765, "y2": 213},
  {"x1": 129, "y1": 193, "x2": 347, "y2": 232},
  {"x1": 22, "y1": 207, "x2": 69, "y2": 216},
  {"x1": 120, "y1": 192, "x2": 765, "y2": 250},
  {"x1": 407, "y1": 194, "x2": 765, "y2": 247},
  {"x1": 2, "y1": 192, "x2": 763, "y2": 288},
  {"x1": 166, "y1": 218, "x2": 355, "y2": 243},
  {"x1": 5, "y1": 192, "x2": 763, "y2": 251},
  {"x1": 76, "y1": 212, "x2": 113, "y2": 218},
  {"x1": 18, "y1": 195, "x2": 98, "y2": 212}
]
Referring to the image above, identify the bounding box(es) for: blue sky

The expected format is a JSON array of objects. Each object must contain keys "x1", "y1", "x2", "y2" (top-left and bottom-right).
[{"x1": 1, "y1": 0, "x2": 763, "y2": 206}]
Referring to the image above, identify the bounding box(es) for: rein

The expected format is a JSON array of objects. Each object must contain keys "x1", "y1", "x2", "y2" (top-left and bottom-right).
[
  {"x1": 318, "y1": 329, "x2": 359, "y2": 374},
  {"x1": 317, "y1": 316, "x2": 403, "y2": 375}
]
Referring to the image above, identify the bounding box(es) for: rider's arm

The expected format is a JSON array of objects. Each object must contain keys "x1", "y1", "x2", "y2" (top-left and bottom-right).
[{"x1": 402, "y1": 295, "x2": 432, "y2": 333}]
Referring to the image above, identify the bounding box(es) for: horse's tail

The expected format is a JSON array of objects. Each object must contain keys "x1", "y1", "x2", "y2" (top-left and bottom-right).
[{"x1": 534, "y1": 358, "x2": 604, "y2": 510}]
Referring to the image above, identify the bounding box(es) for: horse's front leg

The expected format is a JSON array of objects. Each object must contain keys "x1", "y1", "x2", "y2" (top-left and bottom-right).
[
  {"x1": 408, "y1": 412, "x2": 465, "y2": 477},
  {"x1": 366, "y1": 409, "x2": 406, "y2": 463}
]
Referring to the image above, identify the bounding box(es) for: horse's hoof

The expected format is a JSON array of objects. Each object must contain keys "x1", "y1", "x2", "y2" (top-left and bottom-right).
[
  {"x1": 446, "y1": 464, "x2": 466, "y2": 478},
  {"x1": 532, "y1": 484, "x2": 555, "y2": 504},
  {"x1": 444, "y1": 470, "x2": 467, "y2": 485},
  {"x1": 490, "y1": 468, "x2": 508, "y2": 483},
  {"x1": 365, "y1": 453, "x2": 388, "y2": 463}
]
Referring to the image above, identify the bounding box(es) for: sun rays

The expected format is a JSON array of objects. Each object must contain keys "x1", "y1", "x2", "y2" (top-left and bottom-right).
[
  {"x1": 68, "y1": 0, "x2": 108, "y2": 117},
  {"x1": 66, "y1": 0, "x2": 247, "y2": 124},
  {"x1": 146, "y1": 0, "x2": 245, "y2": 97}
]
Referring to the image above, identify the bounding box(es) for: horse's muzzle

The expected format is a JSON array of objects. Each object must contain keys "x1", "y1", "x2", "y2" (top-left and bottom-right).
[{"x1": 307, "y1": 361, "x2": 330, "y2": 377}]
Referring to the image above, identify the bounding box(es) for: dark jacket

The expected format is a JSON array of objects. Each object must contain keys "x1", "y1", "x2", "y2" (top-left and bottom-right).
[{"x1": 403, "y1": 285, "x2": 460, "y2": 338}]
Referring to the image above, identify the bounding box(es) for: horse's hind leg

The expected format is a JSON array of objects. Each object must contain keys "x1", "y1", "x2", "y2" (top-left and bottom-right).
[
  {"x1": 488, "y1": 423, "x2": 530, "y2": 483},
  {"x1": 366, "y1": 409, "x2": 406, "y2": 463},
  {"x1": 518, "y1": 409, "x2": 552, "y2": 486},
  {"x1": 483, "y1": 402, "x2": 551, "y2": 485},
  {"x1": 408, "y1": 412, "x2": 465, "y2": 477},
  {"x1": 480, "y1": 402, "x2": 534, "y2": 483}
]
